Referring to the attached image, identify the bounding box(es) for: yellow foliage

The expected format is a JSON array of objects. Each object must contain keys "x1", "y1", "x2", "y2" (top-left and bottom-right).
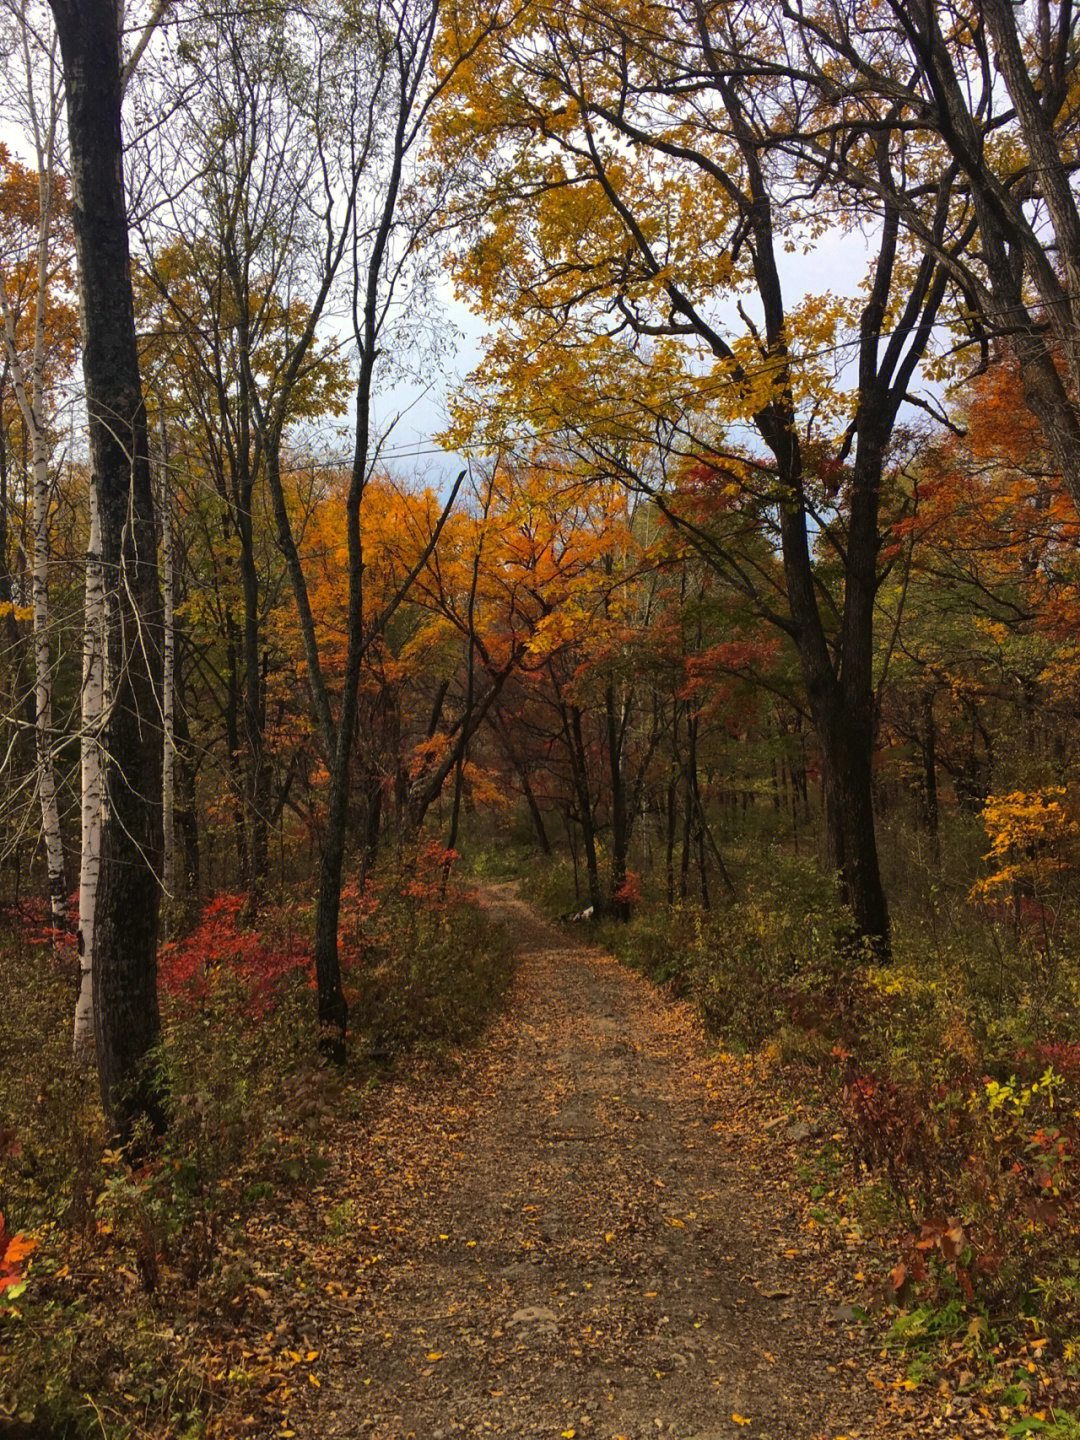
[{"x1": 973, "y1": 788, "x2": 1079, "y2": 898}]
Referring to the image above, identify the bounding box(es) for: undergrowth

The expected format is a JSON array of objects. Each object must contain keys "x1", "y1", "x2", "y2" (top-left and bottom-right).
[
  {"x1": 0, "y1": 850, "x2": 513, "y2": 1439},
  {"x1": 518, "y1": 837, "x2": 1080, "y2": 1424}
]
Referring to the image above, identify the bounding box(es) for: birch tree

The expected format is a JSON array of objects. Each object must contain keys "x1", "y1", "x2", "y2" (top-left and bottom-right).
[
  {"x1": 0, "y1": 8, "x2": 76, "y2": 930},
  {"x1": 73, "y1": 479, "x2": 101, "y2": 1052},
  {"x1": 159, "y1": 420, "x2": 175, "y2": 915}
]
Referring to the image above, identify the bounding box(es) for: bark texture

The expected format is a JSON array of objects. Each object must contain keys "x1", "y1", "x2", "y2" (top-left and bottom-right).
[{"x1": 50, "y1": 0, "x2": 164, "y2": 1136}]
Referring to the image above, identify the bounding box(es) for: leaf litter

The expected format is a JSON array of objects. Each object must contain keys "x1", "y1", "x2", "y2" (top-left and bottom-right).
[{"x1": 279, "y1": 882, "x2": 1000, "y2": 1439}]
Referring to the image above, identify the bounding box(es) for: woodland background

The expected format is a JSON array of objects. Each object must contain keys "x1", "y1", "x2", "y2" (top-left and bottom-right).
[{"x1": 5, "y1": 0, "x2": 1080, "y2": 1433}]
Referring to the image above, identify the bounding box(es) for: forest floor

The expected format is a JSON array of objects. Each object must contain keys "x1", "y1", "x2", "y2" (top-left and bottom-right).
[{"x1": 279, "y1": 882, "x2": 995, "y2": 1440}]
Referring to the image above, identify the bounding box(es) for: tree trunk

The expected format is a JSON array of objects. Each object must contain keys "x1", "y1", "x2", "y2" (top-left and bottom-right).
[
  {"x1": 74, "y1": 487, "x2": 103, "y2": 1054},
  {"x1": 0, "y1": 133, "x2": 66, "y2": 930},
  {"x1": 362, "y1": 761, "x2": 383, "y2": 874},
  {"x1": 174, "y1": 674, "x2": 200, "y2": 919},
  {"x1": 224, "y1": 635, "x2": 247, "y2": 887},
  {"x1": 50, "y1": 0, "x2": 164, "y2": 1139},
  {"x1": 29, "y1": 405, "x2": 65, "y2": 928},
  {"x1": 665, "y1": 767, "x2": 677, "y2": 906},
  {"x1": 605, "y1": 682, "x2": 630, "y2": 918},
  {"x1": 0, "y1": 322, "x2": 64, "y2": 931},
  {"x1": 518, "y1": 765, "x2": 551, "y2": 854},
  {"x1": 161, "y1": 441, "x2": 176, "y2": 923},
  {"x1": 921, "y1": 687, "x2": 939, "y2": 838},
  {"x1": 817, "y1": 697, "x2": 889, "y2": 946},
  {"x1": 239, "y1": 498, "x2": 269, "y2": 914},
  {"x1": 567, "y1": 703, "x2": 601, "y2": 914}
]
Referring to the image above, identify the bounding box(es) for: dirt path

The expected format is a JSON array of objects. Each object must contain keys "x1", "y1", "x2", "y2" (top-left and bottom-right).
[{"x1": 297, "y1": 883, "x2": 878, "y2": 1440}]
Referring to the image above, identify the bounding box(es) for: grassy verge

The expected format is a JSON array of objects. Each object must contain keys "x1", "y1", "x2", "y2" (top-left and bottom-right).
[
  {"x1": 515, "y1": 840, "x2": 1080, "y2": 1432},
  {"x1": 0, "y1": 854, "x2": 513, "y2": 1439}
]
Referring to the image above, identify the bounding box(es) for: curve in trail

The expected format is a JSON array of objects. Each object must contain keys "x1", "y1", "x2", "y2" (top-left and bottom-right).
[{"x1": 302, "y1": 882, "x2": 871, "y2": 1440}]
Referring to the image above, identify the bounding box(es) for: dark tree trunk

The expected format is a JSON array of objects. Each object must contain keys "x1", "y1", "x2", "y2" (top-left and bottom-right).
[
  {"x1": 817, "y1": 699, "x2": 889, "y2": 944},
  {"x1": 50, "y1": 0, "x2": 163, "y2": 1139},
  {"x1": 680, "y1": 784, "x2": 692, "y2": 902},
  {"x1": 518, "y1": 766, "x2": 551, "y2": 854},
  {"x1": 921, "y1": 687, "x2": 939, "y2": 838},
  {"x1": 239, "y1": 500, "x2": 269, "y2": 916},
  {"x1": 445, "y1": 538, "x2": 481, "y2": 877},
  {"x1": 566, "y1": 815, "x2": 580, "y2": 902},
  {"x1": 824, "y1": 435, "x2": 890, "y2": 947},
  {"x1": 798, "y1": 433, "x2": 889, "y2": 949},
  {"x1": 225, "y1": 636, "x2": 248, "y2": 887},
  {"x1": 666, "y1": 702, "x2": 680, "y2": 905},
  {"x1": 174, "y1": 673, "x2": 201, "y2": 920},
  {"x1": 605, "y1": 683, "x2": 630, "y2": 918},
  {"x1": 240, "y1": 524, "x2": 269, "y2": 910},
  {"x1": 566, "y1": 703, "x2": 601, "y2": 914},
  {"x1": 665, "y1": 769, "x2": 677, "y2": 906},
  {"x1": 313, "y1": 755, "x2": 349, "y2": 1058},
  {"x1": 362, "y1": 762, "x2": 383, "y2": 875}
]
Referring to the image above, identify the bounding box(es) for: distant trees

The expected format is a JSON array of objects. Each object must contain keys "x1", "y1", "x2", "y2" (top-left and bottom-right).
[
  {"x1": 133, "y1": 4, "x2": 353, "y2": 918},
  {"x1": 7, "y1": 0, "x2": 1080, "y2": 1124},
  {"x1": 432, "y1": 0, "x2": 978, "y2": 950}
]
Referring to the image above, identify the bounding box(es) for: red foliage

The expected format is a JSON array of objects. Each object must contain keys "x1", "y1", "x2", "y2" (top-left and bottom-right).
[
  {"x1": 159, "y1": 895, "x2": 312, "y2": 1017},
  {"x1": 4, "y1": 892, "x2": 78, "y2": 952},
  {"x1": 1015, "y1": 1040, "x2": 1080, "y2": 1085},
  {"x1": 400, "y1": 843, "x2": 462, "y2": 907},
  {"x1": 0, "y1": 1212, "x2": 36, "y2": 1296},
  {"x1": 614, "y1": 871, "x2": 642, "y2": 905},
  {"x1": 842, "y1": 1070, "x2": 931, "y2": 1181},
  {"x1": 976, "y1": 894, "x2": 1059, "y2": 938}
]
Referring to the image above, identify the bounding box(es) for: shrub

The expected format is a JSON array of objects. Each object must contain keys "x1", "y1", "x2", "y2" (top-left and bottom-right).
[{"x1": 0, "y1": 869, "x2": 514, "y2": 1439}]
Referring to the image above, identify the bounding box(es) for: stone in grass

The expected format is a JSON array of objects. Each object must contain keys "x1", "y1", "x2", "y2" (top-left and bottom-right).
[
  {"x1": 784, "y1": 1119, "x2": 821, "y2": 1141},
  {"x1": 507, "y1": 1305, "x2": 558, "y2": 1335}
]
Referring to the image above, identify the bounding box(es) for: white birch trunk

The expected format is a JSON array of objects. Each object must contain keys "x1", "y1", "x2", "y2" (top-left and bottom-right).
[
  {"x1": 161, "y1": 453, "x2": 176, "y2": 909},
  {"x1": 0, "y1": 254, "x2": 65, "y2": 929},
  {"x1": 0, "y1": 31, "x2": 67, "y2": 928},
  {"x1": 31, "y1": 423, "x2": 65, "y2": 926},
  {"x1": 74, "y1": 488, "x2": 104, "y2": 1054}
]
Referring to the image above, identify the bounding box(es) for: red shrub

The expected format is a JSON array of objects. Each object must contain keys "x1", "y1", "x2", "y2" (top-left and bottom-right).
[{"x1": 159, "y1": 895, "x2": 312, "y2": 1017}]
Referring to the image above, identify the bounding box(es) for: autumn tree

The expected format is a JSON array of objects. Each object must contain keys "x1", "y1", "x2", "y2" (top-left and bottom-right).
[
  {"x1": 878, "y1": 359, "x2": 1080, "y2": 830},
  {"x1": 254, "y1": 0, "x2": 510, "y2": 1055},
  {"x1": 132, "y1": 2, "x2": 353, "y2": 915},
  {"x1": 771, "y1": 0, "x2": 1080, "y2": 519},
  {"x1": 433, "y1": 0, "x2": 973, "y2": 949}
]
